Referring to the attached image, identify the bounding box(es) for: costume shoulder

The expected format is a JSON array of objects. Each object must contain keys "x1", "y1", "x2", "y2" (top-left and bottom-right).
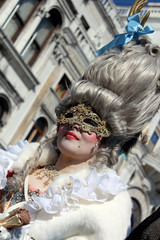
[
  {"x1": 0, "y1": 140, "x2": 57, "y2": 176},
  {"x1": 0, "y1": 140, "x2": 29, "y2": 189}
]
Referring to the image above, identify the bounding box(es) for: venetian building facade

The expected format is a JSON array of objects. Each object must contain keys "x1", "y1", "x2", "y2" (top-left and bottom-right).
[
  {"x1": 0, "y1": 0, "x2": 124, "y2": 149},
  {"x1": 0, "y1": 0, "x2": 160, "y2": 229}
]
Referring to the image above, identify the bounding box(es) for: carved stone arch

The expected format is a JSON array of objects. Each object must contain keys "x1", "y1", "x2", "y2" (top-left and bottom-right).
[
  {"x1": 0, "y1": 94, "x2": 11, "y2": 127},
  {"x1": 128, "y1": 186, "x2": 150, "y2": 228},
  {"x1": 46, "y1": 6, "x2": 63, "y2": 30}
]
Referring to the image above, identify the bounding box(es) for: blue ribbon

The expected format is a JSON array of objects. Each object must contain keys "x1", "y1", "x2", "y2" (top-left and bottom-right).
[
  {"x1": 96, "y1": 13, "x2": 154, "y2": 56},
  {"x1": 111, "y1": 136, "x2": 127, "y2": 161},
  {"x1": 120, "y1": 151, "x2": 127, "y2": 161}
]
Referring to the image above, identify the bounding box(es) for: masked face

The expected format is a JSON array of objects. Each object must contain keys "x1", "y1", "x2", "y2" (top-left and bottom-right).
[
  {"x1": 57, "y1": 104, "x2": 110, "y2": 138},
  {"x1": 57, "y1": 124, "x2": 100, "y2": 162}
]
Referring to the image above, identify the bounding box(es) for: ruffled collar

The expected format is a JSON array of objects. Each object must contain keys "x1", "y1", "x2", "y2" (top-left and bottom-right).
[
  {"x1": 25, "y1": 168, "x2": 127, "y2": 218},
  {"x1": 0, "y1": 141, "x2": 128, "y2": 219}
]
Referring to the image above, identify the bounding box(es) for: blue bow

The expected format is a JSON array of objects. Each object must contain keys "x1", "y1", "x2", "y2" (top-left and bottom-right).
[{"x1": 96, "y1": 13, "x2": 154, "y2": 56}]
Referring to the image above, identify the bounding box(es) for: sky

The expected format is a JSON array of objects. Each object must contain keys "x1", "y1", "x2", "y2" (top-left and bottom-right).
[{"x1": 113, "y1": 0, "x2": 160, "y2": 6}]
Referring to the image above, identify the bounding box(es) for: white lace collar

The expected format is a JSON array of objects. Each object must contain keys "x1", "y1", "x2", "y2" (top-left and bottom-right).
[{"x1": 25, "y1": 168, "x2": 127, "y2": 218}]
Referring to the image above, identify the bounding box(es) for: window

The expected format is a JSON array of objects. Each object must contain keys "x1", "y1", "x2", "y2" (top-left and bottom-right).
[
  {"x1": 83, "y1": 0, "x2": 89, "y2": 5},
  {"x1": 3, "y1": 0, "x2": 40, "y2": 42},
  {"x1": 0, "y1": 0, "x2": 5, "y2": 8},
  {"x1": 22, "y1": 8, "x2": 62, "y2": 66},
  {"x1": 0, "y1": 96, "x2": 10, "y2": 127},
  {"x1": 81, "y1": 16, "x2": 90, "y2": 31},
  {"x1": 4, "y1": 14, "x2": 23, "y2": 41},
  {"x1": 55, "y1": 74, "x2": 71, "y2": 99},
  {"x1": 151, "y1": 132, "x2": 159, "y2": 145},
  {"x1": 26, "y1": 117, "x2": 48, "y2": 142},
  {"x1": 17, "y1": 0, "x2": 40, "y2": 22},
  {"x1": 23, "y1": 17, "x2": 54, "y2": 66},
  {"x1": 66, "y1": 0, "x2": 77, "y2": 15}
]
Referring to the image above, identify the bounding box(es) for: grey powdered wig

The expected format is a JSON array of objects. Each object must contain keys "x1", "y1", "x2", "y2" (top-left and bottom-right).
[
  {"x1": 56, "y1": 38, "x2": 160, "y2": 168},
  {"x1": 8, "y1": 38, "x2": 160, "y2": 192}
]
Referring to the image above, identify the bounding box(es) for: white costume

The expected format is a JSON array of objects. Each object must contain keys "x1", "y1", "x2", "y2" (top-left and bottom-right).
[{"x1": 0, "y1": 141, "x2": 132, "y2": 240}]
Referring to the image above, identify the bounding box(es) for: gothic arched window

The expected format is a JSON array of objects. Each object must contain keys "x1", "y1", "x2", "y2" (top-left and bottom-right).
[
  {"x1": 0, "y1": 96, "x2": 10, "y2": 127},
  {"x1": 26, "y1": 117, "x2": 48, "y2": 142},
  {"x1": 22, "y1": 8, "x2": 62, "y2": 66},
  {"x1": 3, "y1": 0, "x2": 41, "y2": 42},
  {"x1": 55, "y1": 74, "x2": 71, "y2": 99}
]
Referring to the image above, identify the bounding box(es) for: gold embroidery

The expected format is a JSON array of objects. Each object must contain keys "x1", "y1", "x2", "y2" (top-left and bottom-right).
[{"x1": 57, "y1": 104, "x2": 111, "y2": 137}]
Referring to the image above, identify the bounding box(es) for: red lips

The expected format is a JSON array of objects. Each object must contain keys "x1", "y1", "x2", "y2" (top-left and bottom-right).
[{"x1": 65, "y1": 131, "x2": 79, "y2": 140}]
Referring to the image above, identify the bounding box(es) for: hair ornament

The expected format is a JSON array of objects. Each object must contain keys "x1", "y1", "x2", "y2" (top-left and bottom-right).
[
  {"x1": 128, "y1": 0, "x2": 150, "y2": 26},
  {"x1": 111, "y1": 136, "x2": 127, "y2": 161},
  {"x1": 96, "y1": 0, "x2": 154, "y2": 56}
]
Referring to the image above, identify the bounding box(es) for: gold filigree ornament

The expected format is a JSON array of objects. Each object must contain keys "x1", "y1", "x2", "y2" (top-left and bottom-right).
[
  {"x1": 57, "y1": 104, "x2": 111, "y2": 138},
  {"x1": 34, "y1": 165, "x2": 59, "y2": 188}
]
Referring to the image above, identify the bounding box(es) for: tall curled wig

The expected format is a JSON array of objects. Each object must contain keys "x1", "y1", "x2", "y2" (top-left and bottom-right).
[
  {"x1": 56, "y1": 38, "x2": 160, "y2": 168},
  {"x1": 8, "y1": 38, "x2": 160, "y2": 192}
]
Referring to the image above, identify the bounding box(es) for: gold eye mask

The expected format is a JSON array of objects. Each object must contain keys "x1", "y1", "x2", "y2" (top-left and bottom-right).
[{"x1": 57, "y1": 104, "x2": 111, "y2": 138}]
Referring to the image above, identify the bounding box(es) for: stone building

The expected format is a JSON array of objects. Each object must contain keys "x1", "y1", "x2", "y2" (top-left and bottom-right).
[
  {"x1": 0, "y1": 0, "x2": 160, "y2": 229},
  {"x1": 0, "y1": 0, "x2": 124, "y2": 149}
]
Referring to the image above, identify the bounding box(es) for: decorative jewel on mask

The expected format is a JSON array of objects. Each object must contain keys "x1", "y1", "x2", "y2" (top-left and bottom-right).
[{"x1": 57, "y1": 104, "x2": 111, "y2": 138}]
